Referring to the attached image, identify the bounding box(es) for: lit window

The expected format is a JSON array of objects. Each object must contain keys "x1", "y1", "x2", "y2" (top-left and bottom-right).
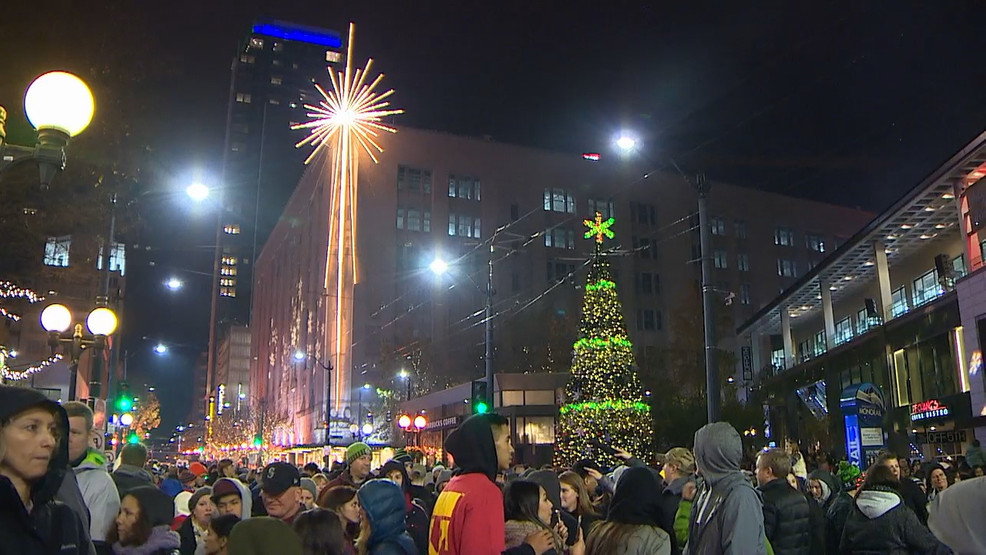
[
  {"x1": 221, "y1": 256, "x2": 237, "y2": 266},
  {"x1": 220, "y1": 287, "x2": 236, "y2": 297},
  {"x1": 239, "y1": 54, "x2": 255, "y2": 64},
  {"x1": 22, "y1": 207, "x2": 38, "y2": 216},
  {"x1": 448, "y1": 214, "x2": 480, "y2": 238},
  {"x1": 777, "y1": 259, "x2": 797, "y2": 277},
  {"x1": 97, "y1": 241, "x2": 126, "y2": 275},
  {"x1": 890, "y1": 286, "x2": 909, "y2": 318},
  {"x1": 326, "y1": 50, "x2": 343, "y2": 63},
  {"x1": 805, "y1": 234, "x2": 826, "y2": 253},
  {"x1": 737, "y1": 253, "x2": 750, "y2": 272},
  {"x1": 543, "y1": 188, "x2": 576, "y2": 213},
  {"x1": 714, "y1": 249, "x2": 728, "y2": 269},
  {"x1": 834, "y1": 316, "x2": 853, "y2": 345},
  {"x1": 43, "y1": 236, "x2": 71, "y2": 267},
  {"x1": 231, "y1": 142, "x2": 245, "y2": 152},
  {"x1": 774, "y1": 227, "x2": 795, "y2": 246},
  {"x1": 220, "y1": 278, "x2": 236, "y2": 287},
  {"x1": 224, "y1": 224, "x2": 241, "y2": 235},
  {"x1": 397, "y1": 165, "x2": 432, "y2": 194},
  {"x1": 235, "y1": 93, "x2": 252, "y2": 104},
  {"x1": 912, "y1": 269, "x2": 943, "y2": 307},
  {"x1": 220, "y1": 266, "x2": 237, "y2": 276},
  {"x1": 448, "y1": 175, "x2": 481, "y2": 200},
  {"x1": 268, "y1": 98, "x2": 280, "y2": 105},
  {"x1": 588, "y1": 198, "x2": 615, "y2": 219},
  {"x1": 272, "y1": 42, "x2": 283, "y2": 52},
  {"x1": 711, "y1": 217, "x2": 726, "y2": 236},
  {"x1": 249, "y1": 37, "x2": 264, "y2": 49},
  {"x1": 270, "y1": 76, "x2": 282, "y2": 85},
  {"x1": 740, "y1": 283, "x2": 751, "y2": 305},
  {"x1": 544, "y1": 228, "x2": 575, "y2": 249}
]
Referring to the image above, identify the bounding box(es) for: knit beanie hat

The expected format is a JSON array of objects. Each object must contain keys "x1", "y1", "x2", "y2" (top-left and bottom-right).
[
  {"x1": 300, "y1": 478, "x2": 317, "y2": 499},
  {"x1": 227, "y1": 517, "x2": 302, "y2": 555},
  {"x1": 346, "y1": 442, "x2": 371, "y2": 464},
  {"x1": 392, "y1": 447, "x2": 412, "y2": 463},
  {"x1": 126, "y1": 486, "x2": 175, "y2": 527},
  {"x1": 189, "y1": 461, "x2": 208, "y2": 477},
  {"x1": 174, "y1": 491, "x2": 193, "y2": 517},
  {"x1": 188, "y1": 486, "x2": 213, "y2": 513}
]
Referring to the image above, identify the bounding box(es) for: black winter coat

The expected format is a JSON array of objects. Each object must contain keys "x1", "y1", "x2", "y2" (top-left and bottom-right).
[
  {"x1": 824, "y1": 492, "x2": 853, "y2": 555},
  {"x1": 759, "y1": 478, "x2": 811, "y2": 555},
  {"x1": 0, "y1": 385, "x2": 92, "y2": 555},
  {"x1": 839, "y1": 487, "x2": 950, "y2": 555}
]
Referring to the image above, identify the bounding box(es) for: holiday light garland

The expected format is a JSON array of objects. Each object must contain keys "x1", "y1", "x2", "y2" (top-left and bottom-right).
[
  {"x1": 0, "y1": 281, "x2": 44, "y2": 322},
  {"x1": 555, "y1": 214, "x2": 652, "y2": 467},
  {"x1": 0, "y1": 347, "x2": 62, "y2": 381}
]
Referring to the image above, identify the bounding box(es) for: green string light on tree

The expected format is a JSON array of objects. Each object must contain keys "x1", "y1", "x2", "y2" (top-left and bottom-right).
[{"x1": 554, "y1": 213, "x2": 652, "y2": 467}]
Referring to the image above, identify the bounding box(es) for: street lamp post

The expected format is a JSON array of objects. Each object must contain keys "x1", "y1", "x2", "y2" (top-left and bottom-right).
[
  {"x1": 0, "y1": 71, "x2": 95, "y2": 187},
  {"x1": 616, "y1": 134, "x2": 720, "y2": 423},
  {"x1": 295, "y1": 350, "x2": 333, "y2": 446},
  {"x1": 40, "y1": 303, "x2": 118, "y2": 402}
]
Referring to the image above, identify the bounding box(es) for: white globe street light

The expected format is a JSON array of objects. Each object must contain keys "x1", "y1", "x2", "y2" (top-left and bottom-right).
[
  {"x1": 120, "y1": 413, "x2": 134, "y2": 427},
  {"x1": 24, "y1": 71, "x2": 95, "y2": 137},
  {"x1": 186, "y1": 182, "x2": 209, "y2": 202},
  {"x1": 361, "y1": 423, "x2": 373, "y2": 435},
  {"x1": 615, "y1": 135, "x2": 637, "y2": 152},
  {"x1": 293, "y1": 350, "x2": 306, "y2": 361},
  {"x1": 154, "y1": 343, "x2": 168, "y2": 355},
  {"x1": 165, "y1": 278, "x2": 183, "y2": 291},
  {"x1": 40, "y1": 303, "x2": 72, "y2": 333},
  {"x1": 86, "y1": 307, "x2": 118, "y2": 336},
  {"x1": 429, "y1": 258, "x2": 449, "y2": 276}
]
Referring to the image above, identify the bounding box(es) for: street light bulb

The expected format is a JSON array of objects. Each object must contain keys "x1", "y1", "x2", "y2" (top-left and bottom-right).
[
  {"x1": 398, "y1": 414, "x2": 411, "y2": 428},
  {"x1": 293, "y1": 350, "x2": 306, "y2": 361},
  {"x1": 154, "y1": 344, "x2": 168, "y2": 355},
  {"x1": 24, "y1": 71, "x2": 95, "y2": 137},
  {"x1": 120, "y1": 413, "x2": 134, "y2": 427},
  {"x1": 413, "y1": 415, "x2": 427, "y2": 429},
  {"x1": 363, "y1": 383, "x2": 372, "y2": 390},
  {"x1": 165, "y1": 278, "x2": 183, "y2": 291},
  {"x1": 615, "y1": 135, "x2": 637, "y2": 152},
  {"x1": 86, "y1": 307, "x2": 118, "y2": 336},
  {"x1": 361, "y1": 423, "x2": 374, "y2": 435},
  {"x1": 398, "y1": 369, "x2": 409, "y2": 380},
  {"x1": 429, "y1": 259, "x2": 449, "y2": 275},
  {"x1": 186, "y1": 183, "x2": 209, "y2": 202},
  {"x1": 40, "y1": 303, "x2": 72, "y2": 333}
]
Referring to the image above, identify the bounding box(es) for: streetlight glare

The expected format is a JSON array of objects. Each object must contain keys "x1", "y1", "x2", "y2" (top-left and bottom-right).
[
  {"x1": 24, "y1": 71, "x2": 95, "y2": 137},
  {"x1": 429, "y1": 259, "x2": 449, "y2": 275},
  {"x1": 293, "y1": 350, "x2": 306, "y2": 361},
  {"x1": 361, "y1": 423, "x2": 374, "y2": 435},
  {"x1": 165, "y1": 277, "x2": 183, "y2": 291},
  {"x1": 186, "y1": 182, "x2": 209, "y2": 202},
  {"x1": 154, "y1": 343, "x2": 168, "y2": 355},
  {"x1": 363, "y1": 383, "x2": 372, "y2": 390},
  {"x1": 615, "y1": 135, "x2": 637, "y2": 152},
  {"x1": 86, "y1": 307, "x2": 118, "y2": 336},
  {"x1": 398, "y1": 369, "x2": 409, "y2": 380}
]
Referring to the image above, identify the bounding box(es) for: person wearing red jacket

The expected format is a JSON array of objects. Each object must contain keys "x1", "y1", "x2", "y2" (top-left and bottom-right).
[{"x1": 427, "y1": 413, "x2": 553, "y2": 555}]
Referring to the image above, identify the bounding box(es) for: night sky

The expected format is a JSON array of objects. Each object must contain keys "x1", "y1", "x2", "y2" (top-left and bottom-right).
[{"x1": 3, "y1": 1, "x2": 985, "y2": 433}]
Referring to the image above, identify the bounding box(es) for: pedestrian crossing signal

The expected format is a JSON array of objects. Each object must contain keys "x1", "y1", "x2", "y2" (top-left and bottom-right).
[{"x1": 471, "y1": 380, "x2": 489, "y2": 414}]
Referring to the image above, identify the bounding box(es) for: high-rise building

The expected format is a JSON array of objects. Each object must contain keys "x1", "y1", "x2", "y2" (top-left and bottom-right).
[
  {"x1": 207, "y1": 20, "x2": 344, "y2": 406},
  {"x1": 250, "y1": 127, "x2": 875, "y2": 449},
  {"x1": 215, "y1": 325, "x2": 252, "y2": 420}
]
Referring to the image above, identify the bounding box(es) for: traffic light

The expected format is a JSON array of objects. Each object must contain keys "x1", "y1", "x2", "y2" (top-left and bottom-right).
[
  {"x1": 116, "y1": 382, "x2": 133, "y2": 412},
  {"x1": 471, "y1": 380, "x2": 489, "y2": 414},
  {"x1": 252, "y1": 436, "x2": 262, "y2": 448},
  {"x1": 127, "y1": 433, "x2": 139, "y2": 444}
]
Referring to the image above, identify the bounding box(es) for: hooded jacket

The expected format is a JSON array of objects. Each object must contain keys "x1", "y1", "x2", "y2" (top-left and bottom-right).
[
  {"x1": 592, "y1": 466, "x2": 672, "y2": 555},
  {"x1": 807, "y1": 469, "x2": 838, "y2": 512},
  {"x1": 684, "y1": 422, "x2": 766, "y2": 555},
  {"x1": 211, "y1": 478, "x2": 253, "y2": 520},
  {"x1": 357, "y1": 479, "x2": 417, "y2": 555},
  {"x1": 112, "y1": 464, "x2": 154, "y2": 499},
  {"x1": 74, "y1": 448, "x2": 121, "y2": 545},
  {"x1": 377, "y1": 461, "x2": 429, "y2": 554},
  {"x1": 0, "y1": 385, "x2": 93, "y2": 555},
  {"x1": 839, "y1": 486, "x2": 950, "y2": 555},
  {"x1": 928, "y1": 476, "x2": 986, "y2": 554},
  {"x1": 758, "y1": 478, "x2": 810, "y2": 555},
  {"x1": 427, "y1": 414, "x2": 533, "y2": 555}
]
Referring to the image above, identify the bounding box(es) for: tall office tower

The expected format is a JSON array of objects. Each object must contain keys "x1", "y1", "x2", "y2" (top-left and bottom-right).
[{"x1": 207, "y1": 20, "x2": 344, "y2": 407}]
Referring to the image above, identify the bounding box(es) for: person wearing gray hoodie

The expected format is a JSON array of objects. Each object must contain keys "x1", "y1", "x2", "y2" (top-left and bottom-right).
[
  {"x1": 684, "y1": 422, "x2": 766, "y2": 555},
  {"x1": 211, "y1": 477, "x2": 253, "y2": 520}
]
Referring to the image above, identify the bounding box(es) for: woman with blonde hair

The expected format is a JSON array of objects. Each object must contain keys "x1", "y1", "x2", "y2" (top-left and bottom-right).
[{"x1": 559, "y1": 471, "x2": 600, "y2": 540}]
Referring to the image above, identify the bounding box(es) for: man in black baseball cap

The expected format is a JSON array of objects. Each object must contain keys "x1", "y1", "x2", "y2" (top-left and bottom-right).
[{"x1": 260, "y1": 462, "x2": 304, "y2": 524}]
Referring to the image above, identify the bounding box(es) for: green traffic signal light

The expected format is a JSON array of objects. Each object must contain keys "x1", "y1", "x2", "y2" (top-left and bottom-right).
[
  {"x1": 127, "y1": 433, "x2": 139, "y2": 444},
  {"x1": 117, "y1": 397, "x2": 133, "y2": 412},
  {"x1": 252, "y1": 436, "x2": 262, "y2": 448},
  {"x1": 475, "y1": 401, "x2": 489, "y2": 414},
  {"x1": 470, "y1": 380, "x2": 490, "y2": 415}
]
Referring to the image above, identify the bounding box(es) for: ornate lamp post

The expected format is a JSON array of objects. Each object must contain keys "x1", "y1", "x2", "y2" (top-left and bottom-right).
[
  {"x1": 0, "y1": 71, "x2": 94, "y2": 187},
  {"x1": 40, "y1": 303, "x2": 117, "y2": 401}
]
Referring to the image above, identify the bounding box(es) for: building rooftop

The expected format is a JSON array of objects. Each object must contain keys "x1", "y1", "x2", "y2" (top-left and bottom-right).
[
  {"x1": 737, "y1": 129, "x2": 986, "y2": 336},
  {"x1": 251, "y1": 20, "x2": 343, "y2": 48}
]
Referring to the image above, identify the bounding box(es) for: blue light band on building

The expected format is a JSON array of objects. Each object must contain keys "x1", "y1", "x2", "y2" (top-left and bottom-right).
[{"x1": 252, "y1": 23, "x2": 343, "y2": 49}]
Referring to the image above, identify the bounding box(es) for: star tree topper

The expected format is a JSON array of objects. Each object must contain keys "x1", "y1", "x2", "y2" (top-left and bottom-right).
[{"x1": 584, "y1": 212, "x2": 615, "y2": 244}]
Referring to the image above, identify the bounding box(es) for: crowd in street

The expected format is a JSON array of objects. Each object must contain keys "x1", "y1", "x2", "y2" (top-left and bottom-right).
[{"x1": 2, "y1": 384, "x2": 985, "y2": 554}]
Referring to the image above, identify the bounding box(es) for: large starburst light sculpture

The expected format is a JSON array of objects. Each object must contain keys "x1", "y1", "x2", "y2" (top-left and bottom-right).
[{"x1": 292, "y1": 23, "x2": 402, "y2": 419}]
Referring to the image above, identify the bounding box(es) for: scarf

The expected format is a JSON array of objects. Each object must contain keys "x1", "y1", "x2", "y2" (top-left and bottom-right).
[{"x1": 113, "y1": 525, "x2": 181, "y2": 555}]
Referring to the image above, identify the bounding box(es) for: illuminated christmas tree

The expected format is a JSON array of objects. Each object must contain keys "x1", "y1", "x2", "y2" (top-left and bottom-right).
[{"x1": 554, "y1": 213, "x2": 652, "y2": 467}]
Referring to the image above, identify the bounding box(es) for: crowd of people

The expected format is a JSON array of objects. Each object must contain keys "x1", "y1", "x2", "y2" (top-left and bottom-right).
[{"x1": 2, "y1": 384, "x2": 985, "y2": 554}]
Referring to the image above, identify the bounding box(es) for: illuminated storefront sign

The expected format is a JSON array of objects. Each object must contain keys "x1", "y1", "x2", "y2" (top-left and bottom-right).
[{"x1": 910, "y1": 399, "x2": 949, "y2": 421}]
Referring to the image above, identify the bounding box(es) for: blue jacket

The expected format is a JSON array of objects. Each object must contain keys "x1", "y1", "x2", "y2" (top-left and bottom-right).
[{"x1": 357, "y1": 480, "x2": 417, "y2": 555}]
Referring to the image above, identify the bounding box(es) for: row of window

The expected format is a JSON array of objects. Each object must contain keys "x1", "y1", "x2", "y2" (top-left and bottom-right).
[
  {"x1": 396, "y1": 209, "x2": 431, "y2": 233},
  {"x1": 44, "y1": 236, "x2": 127, "y2": 275},
  {"x1": 775, "y1": 226, "x2": 828, "y2": 252}
]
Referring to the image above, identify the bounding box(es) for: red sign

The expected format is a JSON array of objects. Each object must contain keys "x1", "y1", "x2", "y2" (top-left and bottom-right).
[
  {"x1": 582, "y1": 153, "x2": 601, "y2": 161},
  {"x1": 910, "y1": 399, "x2": 949, "y2": 421}
]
